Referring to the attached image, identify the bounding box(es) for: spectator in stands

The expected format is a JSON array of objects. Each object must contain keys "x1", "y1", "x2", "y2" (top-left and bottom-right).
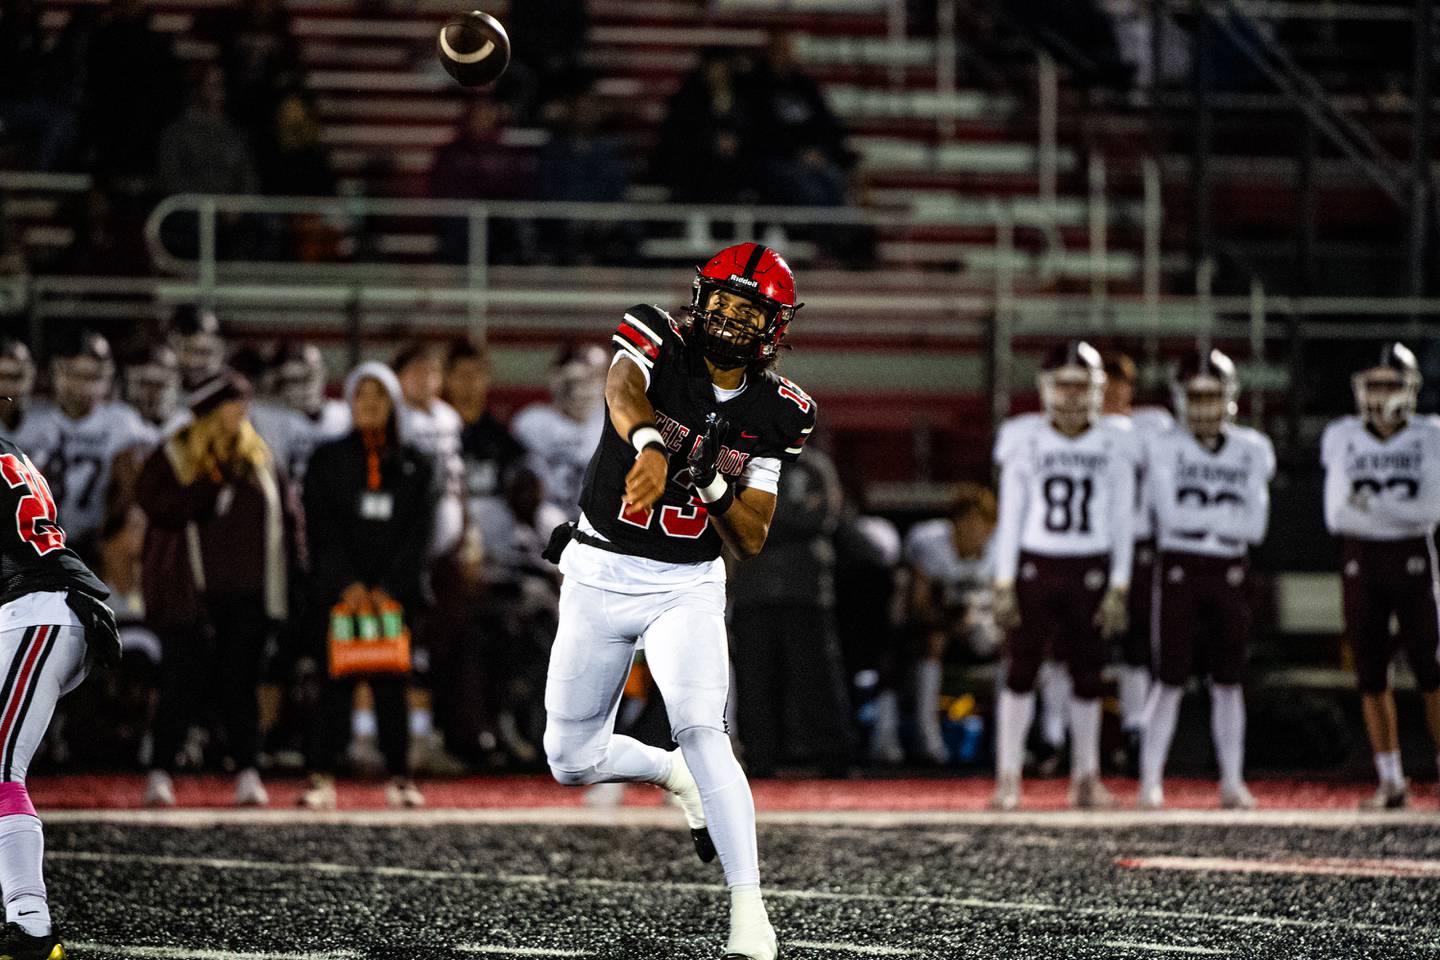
[
  {"x1": 257, "y1": 92, "x2": 334, "y2": 197},
  {"x1": 199, "y1": 0, "x2": 303, "y2": 155},
  {"x1": 536, "y1": 87, "x2": 635, "y2": 264},
  {"x1": 730, "y1": 446, "x2": 853, "y2": 777},
  {"x1": 511, "y1": 342, "x2": 606, "y2": 520},
  {"x1": 157, "y1": 64, "x2": 260, "y2": 199},
  {"x1": 0, "y1": 0, "x2": 78, "y2": 171},
  {"x1": 505, "y1": 0, "x2": 589, "y2": 120},
  {"x1": 83, "y1": 0, "x2": 182, "y2": 184},
  {"x1": 138, "y1": 371, "x2": 302, "y2": 808},
  {"x1": 655, "y1": 47, "x2": 759, "y2": 205},
  {"x1": 750, "y1": 33, "x2": 851, "y2": 207},
  {"x1": 1110, "y1": 0, "x2": 1191, "y2": 93},
  {"x1": 298, "y1": 362, "x2": 437, "y2": 810},
  {"x1": 429, "y1": 97, "x2": 537, "y2": 264}
]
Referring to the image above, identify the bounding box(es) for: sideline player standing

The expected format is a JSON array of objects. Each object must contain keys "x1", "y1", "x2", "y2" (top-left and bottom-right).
[
  {"x1": 990, "y1": 341, "x2": 1135, "y2": 811},
  {"x1": 1102, "y1": 353, "x2": 1175, "y2": 769},
  {"x1": 1321, "y1": 343, "x2": 1440, "y2": 809},
  {"x1": 540, "y1": 243, "x2": 815, "y2": 960},
  {"x1": 0, "y1": 431, "x2": 120, "y2": 958},
  {"x1": 1139, "y1": 349, "x2": 1273, "y2": 810}
]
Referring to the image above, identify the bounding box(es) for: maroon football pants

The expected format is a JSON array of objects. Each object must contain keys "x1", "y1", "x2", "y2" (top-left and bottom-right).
[
  {"x1": 1341, "y1": 537, "x2": 1440, "y2": 695},
  {"x1": 1154, "y1": 552, "x2": 1250, "y2": 687},
  {"x1": 1006, "y1": 552, "x2": 1109, "y2": 699}
]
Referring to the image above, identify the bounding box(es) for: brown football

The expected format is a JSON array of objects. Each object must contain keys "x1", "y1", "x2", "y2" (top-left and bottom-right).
[{"x1": 437, "y1": 10, "x2": 511, "y2": 88}]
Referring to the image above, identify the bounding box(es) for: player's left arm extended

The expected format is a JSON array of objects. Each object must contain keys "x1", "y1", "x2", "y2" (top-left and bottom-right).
[{"x1": 709, "y1": 485, "x2": 777, "y2": 560}]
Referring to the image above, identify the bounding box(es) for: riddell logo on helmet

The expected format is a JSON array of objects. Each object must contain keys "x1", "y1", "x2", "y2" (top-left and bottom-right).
[{"x1": 727, "y1": 275, "x2": 759, "y2": 288}]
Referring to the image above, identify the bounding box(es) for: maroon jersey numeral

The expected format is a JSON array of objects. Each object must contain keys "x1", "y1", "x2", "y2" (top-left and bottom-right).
[{"x1": 0, "y1": 454, "x2": 66, "y2": 556}]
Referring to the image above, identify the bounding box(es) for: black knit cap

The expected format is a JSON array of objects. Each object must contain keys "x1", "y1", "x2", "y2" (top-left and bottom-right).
[{"x1": 188, "y1": 369, "x2": 252, "y2": 418}]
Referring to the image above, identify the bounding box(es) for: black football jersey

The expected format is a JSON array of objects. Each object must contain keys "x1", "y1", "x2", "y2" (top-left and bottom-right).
[
  {"x1": 0, "y1": 436, "x2": 108, "y2": 607},
  {"x1": 579, "y1": 304, "x2": 818, "y2": 564}
]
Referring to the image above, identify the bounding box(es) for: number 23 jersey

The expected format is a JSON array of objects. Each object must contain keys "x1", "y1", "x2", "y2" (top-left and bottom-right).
[
  {"x1": 993, "y1": 413, "x2": 1137, "y2": 585},
  {"x1": 577, "y1": 304, "x2": 817, "y2": 566},
  {"x1": 1321, "y1": 414, "x2": 1440, "y2": 540}
]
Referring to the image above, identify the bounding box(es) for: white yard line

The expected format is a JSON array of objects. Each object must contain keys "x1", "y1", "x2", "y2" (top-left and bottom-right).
[
  {"x1": 48, "y1": 850, "x2": 1440, "y2": 943},
  {"x1": 40, "y1": 806, "x2": 1440, "y2": 829},
  {"x1": 456, "y1": 947, "x2": 594, "y2": 957},
  {"x1": 1118, "y1": 854, "x2": 1440, "y2": 879},
  {"x1": 71, "y1": 943, "x2": 359, "y2": 960},
  {"x1": 1099, "y1": 940, "x2": 1230, "y2": 956},
  {"x1": 790, "y1": 941, "x2": 927, "y2": 956}
]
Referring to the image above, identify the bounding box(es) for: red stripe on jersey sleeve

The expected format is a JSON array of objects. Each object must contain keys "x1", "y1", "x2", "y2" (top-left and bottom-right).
[{"x1": 616, "y1": 323, "x2": 660, "y2": 360}]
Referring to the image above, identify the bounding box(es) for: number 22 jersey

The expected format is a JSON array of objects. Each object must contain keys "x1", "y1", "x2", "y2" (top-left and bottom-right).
[
  {"x1": 573, "y1": 304, "x2": 818, "y2": 569},
  {"x1": 1321, "y1": 414, "x2": 1440, "y2": 541},
  {"x1": 992, "y1": 413, "x2": 1137, "y2": 587}
]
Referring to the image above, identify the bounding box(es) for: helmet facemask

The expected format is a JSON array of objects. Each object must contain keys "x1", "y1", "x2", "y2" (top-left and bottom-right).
[
  {"x1": 1353, "y1": 367, "x2": 1419, "y2": 434},
  {"x1": 1040, "y1": 367, "x2": 1104, "y2": 434},
  {"x1": 127, "y1": 362, "x2": 181, "y2": 425},
  {"x1": 688, "y1": 277, "x2": 790, "y2": 371},
  {"x1": 1175, "y1": 373, "x2": 1236, "y2": 444},
  {"x1": 174, "y1": 331, "x2": 226, "y2": 391},
  {"x1": 53, "y1": 354, "x2": 113, "y2": 419},
  {"x1": 0, "y1": 356, "x2": 35, "y2": 408},
  {"x1": 277, "y1": 357, "x2": 325, "y2": 416}
]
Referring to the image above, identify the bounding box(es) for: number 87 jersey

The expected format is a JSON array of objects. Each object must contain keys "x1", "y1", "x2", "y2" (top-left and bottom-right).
[{"x1": 992, "y1": 413, "x2": 1138, "y2": 586}]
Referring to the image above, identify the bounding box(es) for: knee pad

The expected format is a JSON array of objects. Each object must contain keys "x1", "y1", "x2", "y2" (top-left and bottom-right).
[
  {"x1": 542, "y1": 723, "x2": 605, "y2": 786},
  {"x1": 547, "y1": 763, "x2": 603, "y2": 787},
  {"x1": 0, "y1": 783, "x2": 35, "y2": 819},
  {"x1": 666, "y1": 697, "x2": 728, "y2": 742}
]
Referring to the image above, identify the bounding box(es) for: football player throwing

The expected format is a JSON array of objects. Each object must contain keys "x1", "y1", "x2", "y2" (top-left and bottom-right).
[
  {"x1": 1321, "y1": 343, "x2": 1440, "y2": 809},
  {"x1": 541, "y1": 244, "x2": 815, "y2": 960},
  {"x1": 990, "y1": 341, "x2": 1136, "y2": 810},
  {"x1": 1139, "y1": 348, "x2": 1273, "y2": 810}
]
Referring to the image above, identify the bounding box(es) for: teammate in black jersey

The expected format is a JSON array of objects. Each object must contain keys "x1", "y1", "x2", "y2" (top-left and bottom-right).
[
  {"x1": 0, "y1": 434, "x2": 120, "y2": 960},
  {"x1": 542, "y1": 243, "x2": 815, "y2": 960}
]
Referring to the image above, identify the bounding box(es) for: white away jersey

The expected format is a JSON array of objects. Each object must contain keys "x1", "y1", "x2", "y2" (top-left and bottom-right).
[
  {"x1": 249, "y1": 399, "x2": 350, "y2": 485},
  {"x1": 22, "y1": 402, "x2": 156, "y2": 544},
  {"x1": 1147, "y1": 424, "x2": 1274, "y2": 558},
  {"x1": 1108, "y1": 406, "x2": 1175, "y2": 541},
  {"x1": 992, "y1": 414, "x2": 1136, "y2": 586},
  {"x1": 903, "y1": 518, "x2": 994, "y2": 608},
  {"x1": 401, "y1": 398, "x2": 465, "y2": 557},
  {"x1": 1321, "y1": 415, "x2": 1440, "y2": 541},
  {"x1": 511, "y1": 402, "x2": 605, "y2": 519}
]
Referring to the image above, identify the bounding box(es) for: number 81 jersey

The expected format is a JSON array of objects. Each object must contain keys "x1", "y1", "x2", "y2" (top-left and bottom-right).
[{"x1": 993, "y1": 413, "x2": 1137, "y2": 578}]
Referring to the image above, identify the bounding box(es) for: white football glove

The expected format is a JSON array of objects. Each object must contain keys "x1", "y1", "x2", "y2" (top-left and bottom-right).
[
  {"x1": 1095, "y1": 586, "x2": 1129, "y2": 639},
  {"x1": 993, "y1": 583, "x2": 1020, "y2": 632}
]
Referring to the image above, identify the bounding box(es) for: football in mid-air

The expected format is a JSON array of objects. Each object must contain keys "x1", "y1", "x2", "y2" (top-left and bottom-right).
[{"x1": 437, "y1": 10, "x2": 511, "y2": 88}]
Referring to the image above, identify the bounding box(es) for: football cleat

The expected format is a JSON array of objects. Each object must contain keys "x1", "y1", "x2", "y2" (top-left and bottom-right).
[
  {"x1": 1219, "y1": 783, "x2": 1257, "y2": 811},
  {"x1": 298, "y1": 775, "x2": 337, "y2": 811},
  {"x1": 0, "y1": 922, "x2": 63, "y2": 960},
  {"x1": 989, "y1": 773, "x2": 1021, "y2": 811},
  {"x1": 724, "y1": 895, "x2": 777, "y2": 960},
  {"x1": 386, "y1": 777, "x2": 425, "y2": 809},
  {"x1": 663, "y1": 749, "x2": 716, "y2": 863},
  {"x1": 143, "y1": 770, "x2": 176, "y2": 808},
  {"x1": 1068, "y1": 774, "x2": 1115, "y2": 810},
  {"x1": 1136, "y1": 783, "x2": 1165, "y2": 811},
  {"x1": 234, "y1": 768, "x2": 268, "y2": 808},
  {"x1": 1360, "y1": 780, "x2": 1409, "y2": 810}
]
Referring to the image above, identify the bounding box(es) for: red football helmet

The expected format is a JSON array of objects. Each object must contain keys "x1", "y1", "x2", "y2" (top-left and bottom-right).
[{"x1": 688, "y1": 243, "x2": 801, "y2": 370}]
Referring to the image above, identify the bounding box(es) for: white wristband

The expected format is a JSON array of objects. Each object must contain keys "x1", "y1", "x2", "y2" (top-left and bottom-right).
[
  {"x1": 697, "y1": 473, "x2": 729, "y2": 504},
  {"x1": 630, "y1": 426, "x2": 665, "y2": 455}
]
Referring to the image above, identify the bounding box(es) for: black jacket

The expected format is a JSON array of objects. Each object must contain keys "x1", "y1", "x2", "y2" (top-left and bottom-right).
[{"x1": 303, "y1": 431, "x2": 438, "y2": 611}]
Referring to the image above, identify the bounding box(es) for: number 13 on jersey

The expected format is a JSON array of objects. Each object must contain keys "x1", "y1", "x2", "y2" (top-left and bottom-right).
[{"x1": 0, "y1": 453, "x2": 66, "y2": 556}]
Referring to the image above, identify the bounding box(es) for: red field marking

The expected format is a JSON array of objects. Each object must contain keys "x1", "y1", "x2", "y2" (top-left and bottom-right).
[
  {"x1": 24, "y1": 775, "x2": 1408, "y2": 812},
  {"x1": 1117, "y1": 855, "x2": 1440, "y2": 879}
]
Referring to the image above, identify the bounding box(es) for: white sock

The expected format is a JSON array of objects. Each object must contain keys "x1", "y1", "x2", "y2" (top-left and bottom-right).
[
  {"x1": 870, "y1": 689, "x2": 901, "y2": 756},
  {"x1": 601, "y1": 735, "x2": 672, "y2": 784},
  {"x1": 995, "y1": 688, "x2": 1036, "y2": 778},
  {"x1": 1039, "y1": 662, "x2": 1071, "y2": 749},
  {"x1": 1374, "y1": 750, "x2": 1403, "y2": 787},
  {"x1": 0, "y1": 816, "x2": 48, "y2": 936},
  {"x1": 915, "y1": 659, "x2": 943, "y2": 744},
  {"x1": 1210, "y1": 684, "x2": 1246, "y2": 790},
  {"x1": 1141, "y1": 684, "x2": 1183, "y2": 790},
  {"x1": 678, "y1": 727, "x2": 759, "y2": 887},
  {"x1": 1118, "y1": 665, "x2": 1151, "y2": 733},
  {"x1": 1068, "y1": 696, "x2": 1102, "y2": 779}
]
